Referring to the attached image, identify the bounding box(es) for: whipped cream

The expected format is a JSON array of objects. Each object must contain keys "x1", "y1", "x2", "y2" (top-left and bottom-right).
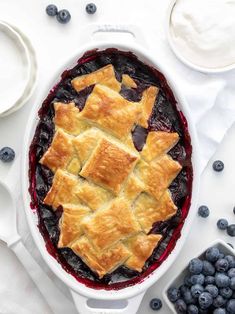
[{"x1": 170, "y1": 0, "x2": 235, "y2": 68}]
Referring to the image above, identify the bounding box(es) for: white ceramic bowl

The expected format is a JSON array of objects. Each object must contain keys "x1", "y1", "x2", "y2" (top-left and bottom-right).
[
  {"x1": 22, "y1": 36, "x2": 201, "y2": 314},
  {"x1": 166, "y1": 0, "x2": 235, "y2": 74},
  {"x1": 163, "y1": 239, "x2": 235, "y2": 313}
]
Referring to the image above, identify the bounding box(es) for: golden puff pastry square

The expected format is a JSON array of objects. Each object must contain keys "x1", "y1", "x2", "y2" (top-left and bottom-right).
[
  {"x1": 122, "y1": 174, "x2": 144, "y2": 202},
  {"x1": 141, "y1": 131, "x2": 179, "y2": 162},
  {"x1": 134, "y1": 191, "x2": 177, "y2": 233},
  {"x1": 136, "y1": 155, "x2": 182, "y2": 201},
  {"x1": 58, "y1": 204, "x2": 91, "y2": 248},
  {"x1": 80, "y1": 138, "x2": 139, "y2": 194},
  {"x1": 71, "y1": 64, "x2": 121, "y2": 93},
  {"x1": 124, "y1": 233, "x2": 162, "y2": 271},
  {"x1": 79, "y1": 84, "x2": 141, "y2": 139},
  {"x1": 54, "y1": 102, "x2": 89, "y2": 136},
  {"x1": 40, "y1": 129, "x2": 75, "y2": 173},
  {"x1": 73, "y1": 128, "x2": 104, "y2": 165},
  {"x1": 81, "y1": 198, "x2": 141, "y2": 251},
  {"x1": 138, "y1": 86, "x2": 159, "y2": 128},
  {"x1": 70, "y1": 236, "x2": 130, "y2": 278},
  {"x1": 43, "y1": 169, "x2": 80, "y2": 210},
  {"x1": 121, "y1": 74, "x2": 137, "y2": 88},
  {"x1": 75, "y1": 180, "x2": 112, "y2": 211}
]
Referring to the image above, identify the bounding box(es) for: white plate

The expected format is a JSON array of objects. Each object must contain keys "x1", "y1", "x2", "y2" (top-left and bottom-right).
[
  {"x1": 0, "y1": 21, "x2": 31, "y2": 114},
  {"x1": 0, "y1": 22, "x2": 37, "y2": 117}
]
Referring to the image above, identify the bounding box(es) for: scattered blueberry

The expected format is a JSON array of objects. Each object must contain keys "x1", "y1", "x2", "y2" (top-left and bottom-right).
[
  {"x1": 227, "y1": 225, "x2": 235, "y2": 237},
  {"x1": 198, "y1": 292, "x2": 213, "y2": 309},
  {"x1": 213, "y1": 295, "x2": 227, "y2": 308},
  {"x1": 174, "y1": 299, "x2": 187, "y2": 313},
  {"x1": 213, "y1": 160, "x2": 224, "y2": 172},
  {"x1": 205, "y1": 276, "x2": 215, "y2": 285},
  {"x1": 56, "y1": 9, "x2": 71, "y2": 24},
  {"x1": 225, "y1": 256, "x2": 235, "y2": 268},
  {"x1": 189, "y1": 258, "x2": 203, "y2": 275},
  {"x1": 220, "y1": 287, "x2": 233, "y2": 299},
  {"x1": 215, "y1": 259, "x2": 229, "y2": 272},
  {"x1": 46, "y1": 4, "x2": 58, "y2": 16},
  {"x1": 190, "y1": 274, "x2": 205, "y2": 286},
  {"x1": 230, "y1": 277, "x2": 235, "y2": 290},
  {"x1": 198, "y1": 205, "x2": 210, "y2": 218},
  {"x1": 205, "y1": 284, "x2": 219, "y2": 298},
  {"x1": 167, "y1": 287, "x2": 180, "y2": 303},
  {"x1": 202, "y1": 260, "x2": 215, "y2": 276},
  {"x1": 215, "y1": 273, "x2": 230, "y2": 288},
  {"x1": 86, "y1": 3, "x2": 97, "y2": 14},
  {"x1": 191, "y1": 284, "x2": 204, "y2": 298},
  {"x1": 228, "y1": 268, "x2": 235, "y2": 278},
  {"x1": 149, "y1": 298, "x2": 162, "y2": 311},
  {"x1": 213, "y1": 308, "x2": 226, "y2": 314},
  {"x1": 227, "y1": 299, "x2": 235, "y2": 313},
  {"x1": 188, "y1": 304, "x2": 199, "y2": 314},
  {"x1": 206, "y1": 247, "x2": 220, "y2": 262},
  {"x1": 217, "y1": 219, "x2": 229, "y2": 230},
  {"x1": 228, "y1": 243, "x2": 234, "y2": 249},
  {"x1": 0, "y1": 147, "x2": 15, "y2": 162}
]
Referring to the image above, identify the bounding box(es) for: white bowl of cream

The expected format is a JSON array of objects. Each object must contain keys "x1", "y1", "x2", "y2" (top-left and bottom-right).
[{"x1": 167, "y1": 0, "x2": 235, "y2": 73}]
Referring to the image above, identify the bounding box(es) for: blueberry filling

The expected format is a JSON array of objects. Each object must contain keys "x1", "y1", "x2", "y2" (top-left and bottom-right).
[{"x1": 29, "y1": 49, "x2": 193, "y2": 290}]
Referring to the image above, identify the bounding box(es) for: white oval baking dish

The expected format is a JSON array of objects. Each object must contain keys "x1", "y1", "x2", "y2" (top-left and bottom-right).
[{"x1": 22, "y1": 27, "x2": 201, "y2": 314}]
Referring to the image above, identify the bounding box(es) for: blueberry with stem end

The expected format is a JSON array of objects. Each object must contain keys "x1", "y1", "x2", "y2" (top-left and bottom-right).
[
  {"x1": 220, "y1": 287, "x2": 233, "y2": 299},
  {"x1": 213, "y1": 160, "x2": 224, "y2": 172},
  {"x1": 205, "y1": 247, "x2": 220, "y2": 262},
  {"x1": 189, "y1": 258, "x2": 203, "y2": 275},
  {"x1": 188, "y1": 304, "x2": 199, "y2": 314},
  {"x1": 227, "y1": 225, "x2": 235, "y2": 237},
  {"x1": 149, "y1": 298, "x2": 162, "y2": 311},
  {"x1": 191, "y1": 284, "x2": 204, "y2": 298},
  {"x1": 217, "y1": 218, "x2": 228, "y2": 230},
  {"x1": 215, "y1": 258, "x2": 229, "y2": 272},
  {"x1": 198, "y1": 292, "x2": 213, "y2": 309},
  {"x1": 0, "y1": 147, "x2": 15, "y2": 162},
  {"x1": 167, "y1": 287, "x2": 180, "y2": 303},
  {"x1": 46, "y1": 4, "x2": 58, "y2": 16},
  {"x1": 225, "y1": 255, "x2": 235, "y2": 268},
  {"x1": 86, "y1": 3, "x2": 97, "y2": 14},
  {"x1": 56, "y1": 9, "x2": 71, "y2": 24},
  {"x1": 198, "y1": 205, "x2": 210, "y2": 218},
  {"x1": 174, "y1": 299, "x2": 187, "y2": 313}
]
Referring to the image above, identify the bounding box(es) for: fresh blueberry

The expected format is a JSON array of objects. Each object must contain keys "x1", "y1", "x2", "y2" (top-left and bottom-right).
[
  {"x1": 228, "y1": 269, "x2": 235, "y2": 278},
  {"x1": 220, "y1": 287, "x2": 233, "y2": 299},
  {"x1": 230, "y1": 277, "x2": 235, "y2": 290},
  {"x1": 181, "y1": 288, "x2": 196, "y2": 305},
  {"x1": 215, "y1": 259, "x2": 229, "y2": 272},
  {"x1": 228, "y1": 243, "x2": 234, "y2": 249},
  {"x1": 198, "y1": 205, "x2": 210, "y2": 218},
  {"x1": 205, "y1": 284, "x2": 219, "y2": 298},
  {"x1": 189, "y1": 258, "x2": 203, "y2": 275},
  {"x1": 227, "y1": 299, "x2": 235, "y2": 313},
  {"x1": 227, "y1": 225, "x2": 235, "y2": 237},
  {"x1": 213, "y1": 295, "x2": 227, "y2": 308},
  {"x1": 149, "y1": 298, "x2": 162, "y2": 311},
  {"x1": 205, "y1": 276, "x2": 215, "y2": 285},
  {"x1": 198, "y1": 292, "x2": 213, "y2": 309},
  {"x1": 213, "y1": 160, "x2": 224, "y2": 172},
  {"x1": 225, "y1": 255, "x2": 235, "y2": 268},
  {"x1": 167, "y1": 287, "x2": 180, "y2": 303},
  {"x1": 0, "y1": 147, "x2": 15, "y2": 162},
  {"x1": 184, "y1": 275, "x2": 193, "y2": 286},
  {"x1": 46, "y1": 4, "x2": 58, "y2": 16},
  {"x1": 174, "y1": 299, "x2": 187, "y2": 313},
  {"x1": 180, "y1": 285, "x2": 189, "y2": 295},
  {"x1": 190, "y1": 274, "x2": 205, "y2": 286},
  {"x1": 202, "y1": 260, "x2": 215, "y2": 276},
  {"x1": 217, "y1": 219, "x2": 229, "y2": 230},
  {"x1": 191, "y1": 284, "x2": 204, "y2": 298},
  {"x1": 56, "y1": 9, "x2": 71, "y2": 24},
  {"x1": 188, "y1": 304, "x2": 199, "y2": 314},
  {"x1": 86, "y1": 3, "x2": 97, "y2": 14},
  {"x1": 215, "y1": 273, "x2": 230, "y2": 287},
  {"x1": 205, "y1": 247, "x2": 220, "y2": 262},
  {"x1": 213, "y1": 309, "x2": 226, "y2": 314}
]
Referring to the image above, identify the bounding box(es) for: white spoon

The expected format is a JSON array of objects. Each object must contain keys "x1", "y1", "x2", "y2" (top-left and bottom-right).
[{"x1": 0, "y1": 180, "x2": 77, "y2": 314}]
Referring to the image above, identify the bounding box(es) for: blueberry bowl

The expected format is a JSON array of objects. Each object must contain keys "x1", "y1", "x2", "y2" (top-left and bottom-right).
[{"x1": 163, "y1": 239, "x2": 235, "y2": 313}]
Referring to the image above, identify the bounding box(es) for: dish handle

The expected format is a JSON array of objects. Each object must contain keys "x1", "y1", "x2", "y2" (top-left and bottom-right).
[
  {"x1": 70, "y1": 290, "x2": 145, "y2": 314},
  {"x1": 78, "y1": 24, "x2": 148, "y2": 47}
]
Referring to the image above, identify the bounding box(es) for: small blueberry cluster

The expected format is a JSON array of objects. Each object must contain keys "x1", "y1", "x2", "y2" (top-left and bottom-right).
[
  {"x1": 167, "y1": 246, "x2": 235, "y2": 313},
  {"x1": 46, "y1": 4, "x2": 71, "y2": 24}
]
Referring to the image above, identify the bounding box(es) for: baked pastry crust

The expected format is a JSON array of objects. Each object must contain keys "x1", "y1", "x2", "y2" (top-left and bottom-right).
[{"x1": 40, "y1": 64, "x2": 183, "y2": 278}]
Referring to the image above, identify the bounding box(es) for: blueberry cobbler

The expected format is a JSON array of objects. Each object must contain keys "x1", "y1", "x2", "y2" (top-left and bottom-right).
[{"x1": 29, "y1": 49, "x2": 193, "y2": 290}]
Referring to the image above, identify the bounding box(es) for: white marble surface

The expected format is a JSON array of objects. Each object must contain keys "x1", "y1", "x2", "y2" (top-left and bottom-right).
[{"x1": 1, "y1": 0, "x2": 235, "y2": 313}]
